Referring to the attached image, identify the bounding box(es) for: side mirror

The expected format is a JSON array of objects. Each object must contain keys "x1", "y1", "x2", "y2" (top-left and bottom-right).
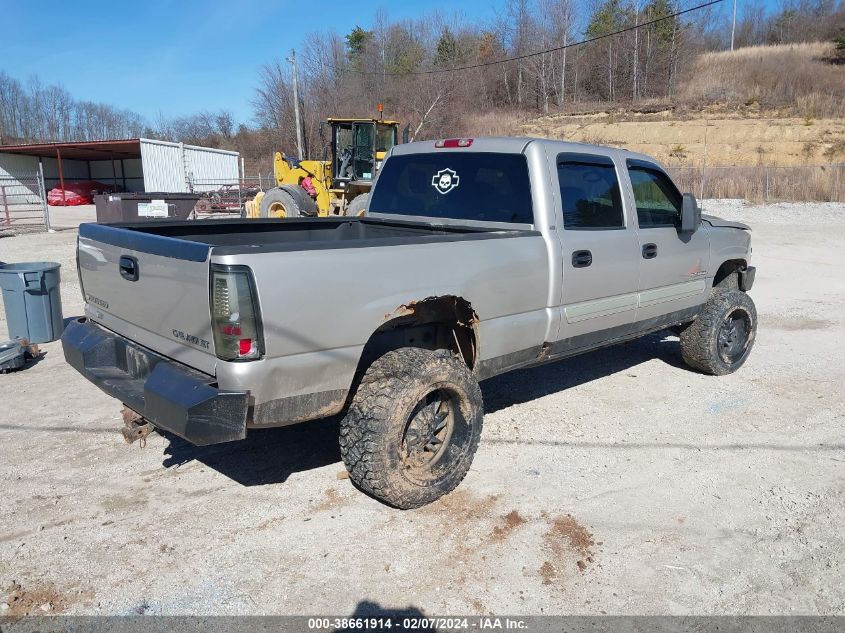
[
  {"x1": 402, "y1": 125, "x2": 410, "y2": 144},
  {"x1": 680, "y1": 193, "x2": 701, "y2": 234}
]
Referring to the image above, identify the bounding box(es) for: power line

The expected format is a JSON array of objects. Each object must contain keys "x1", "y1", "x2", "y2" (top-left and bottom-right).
[{"x1": 342, "y1": 0, "x2": 724, "y2": 77}]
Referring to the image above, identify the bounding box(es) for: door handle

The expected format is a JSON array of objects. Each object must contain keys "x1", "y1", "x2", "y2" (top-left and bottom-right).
[
  {"x1": 572, "y1": 250, "x2": 592, "y2": 268},
  {"x1": 119, "y1": 255, "x2": 139, "y2": 281},
  {"x1": 642, "y1": 243, "x2": 658, "y2": 259}
]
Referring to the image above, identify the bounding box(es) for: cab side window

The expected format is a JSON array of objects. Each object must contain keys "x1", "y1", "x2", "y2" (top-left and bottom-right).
[
  {"x1": 627, "y1": 162, "x2": 682, "y2": 228},
  {"x1": 557, "y1": 153, "x2": 624, "y2": 230}
]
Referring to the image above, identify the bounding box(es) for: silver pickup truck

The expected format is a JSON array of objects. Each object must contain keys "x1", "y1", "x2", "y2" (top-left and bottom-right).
[{"x1": 63, "y1": 137, "x2": 757, "y2": 508}]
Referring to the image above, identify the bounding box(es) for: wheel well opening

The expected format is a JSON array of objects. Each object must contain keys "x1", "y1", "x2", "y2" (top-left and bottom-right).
[
  {"x1": 713, "y1": 259, "x2": 747, "y2": 287},
  {"x1": 357, "y1": 296, "x2": 479, "y2": 376}
]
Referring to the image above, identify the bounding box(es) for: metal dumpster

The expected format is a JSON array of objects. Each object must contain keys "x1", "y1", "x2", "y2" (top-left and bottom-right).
[
  {"x1": 94, "y1": 192, "x2": 202, "y2": 223},
  {"x1": 0, "y1": 262, "x2": 64, "y2": 344}
]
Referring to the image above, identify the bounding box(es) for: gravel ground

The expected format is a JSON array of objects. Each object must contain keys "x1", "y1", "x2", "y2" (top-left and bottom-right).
[{"x1": 0, "y1": 200, "x2": 843, "y2": 616}]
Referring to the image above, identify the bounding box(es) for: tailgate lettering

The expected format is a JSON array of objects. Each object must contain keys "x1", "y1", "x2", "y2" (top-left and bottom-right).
[
  {"x1": 87, "y1": 293, "x2": 109, "y2": 309},
  {"x1": 172, "y1": 329, "x2": 210, "y2": 350}
]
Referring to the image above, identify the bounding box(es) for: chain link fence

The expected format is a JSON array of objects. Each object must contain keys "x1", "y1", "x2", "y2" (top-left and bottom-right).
[
  {"x1": 667, "y1": 164, "x2": 845, "y2": 203},
  {"x1": 0, "y1": 172, "x2": 50, "y2": 233}
]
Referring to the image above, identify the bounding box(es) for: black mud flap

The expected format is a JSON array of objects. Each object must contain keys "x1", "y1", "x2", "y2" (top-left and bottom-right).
[{"x1": 739, "y1": 266, "x2": 756, "y2": 291}]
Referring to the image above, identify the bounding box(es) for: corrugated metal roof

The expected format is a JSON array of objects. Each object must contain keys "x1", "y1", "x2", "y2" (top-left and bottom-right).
[
  {"x1": 0, "y1": 138, "x2": 238, "y2": 159},
  {"x1": 0, "y1": 139, "x2": 141, "y2": 160},
  {"x1": 1, "y1": 138, "x2": 240, "y2": 194}
]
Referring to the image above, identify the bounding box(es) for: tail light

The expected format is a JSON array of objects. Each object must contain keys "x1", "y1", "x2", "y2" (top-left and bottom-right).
[{"x1": 210, "y1": 265, "x2": 264, "y2": 361}]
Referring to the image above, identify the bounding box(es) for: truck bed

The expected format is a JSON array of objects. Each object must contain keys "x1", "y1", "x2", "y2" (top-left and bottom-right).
[
  {"x1": 86, "y1": 216, "x2": 527, "y2": 256},
  {"x1": 76, "y1": 215, "x2": 544, "y2": 384}
]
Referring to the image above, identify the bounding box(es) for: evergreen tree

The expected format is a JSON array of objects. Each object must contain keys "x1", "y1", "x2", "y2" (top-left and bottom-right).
[
  {"x1": 346, "y1": 25, "x2": 373, "y2": 69},
  {"x1": 586, "y1": 0, "x2": 627, "y2": 37},
  {"x1": 644, "y1": 0, "x2": 678, "y2": 47},
  {"x1": 435, "y1": 28, "x2": 459, "y2": 67}
]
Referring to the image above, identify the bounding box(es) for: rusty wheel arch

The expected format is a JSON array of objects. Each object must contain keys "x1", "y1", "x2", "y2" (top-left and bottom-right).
[{"x1": 357, "y1": 295, "x2": 480, "y2": 378}]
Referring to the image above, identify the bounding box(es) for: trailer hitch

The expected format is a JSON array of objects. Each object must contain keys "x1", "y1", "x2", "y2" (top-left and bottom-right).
[{"x1": 121, "y1": 406, "x2": 154, "y2": 447}]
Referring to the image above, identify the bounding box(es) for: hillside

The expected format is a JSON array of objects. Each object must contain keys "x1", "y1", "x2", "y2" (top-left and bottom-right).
[
  {"x1": 518, "y1": 111, "x2": 845, "y2": 167},
  {"x1": 505, "y1": 43, "x2": 845, "y2": 168}
]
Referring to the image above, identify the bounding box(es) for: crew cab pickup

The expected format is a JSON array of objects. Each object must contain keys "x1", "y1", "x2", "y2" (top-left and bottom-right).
[{"x1": 63, "y1": 137, "x2": 757, "y2": 508}]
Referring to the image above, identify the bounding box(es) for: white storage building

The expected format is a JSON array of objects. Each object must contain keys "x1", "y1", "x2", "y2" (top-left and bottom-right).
[{"x1": 0, "y1": 138, "x2": 240, "y2": 201}]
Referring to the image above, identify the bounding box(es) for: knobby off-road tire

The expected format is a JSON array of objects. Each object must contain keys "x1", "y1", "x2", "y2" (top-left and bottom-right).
[
  {"x1": 339, "y1": 347, "x2": 484, "y2": 509},
  {"x1": 259, "y1": 187, "x2": 301, "y2": 218},
  {"x1": 680, "y1": 289, "x2": 757, "y2": 375},
  {"x1": 259, "y1": 187, "x2": 317, "y2": 218},
  {"x1": 346, "y1": 193, "x2": 369, "y2": 217}
]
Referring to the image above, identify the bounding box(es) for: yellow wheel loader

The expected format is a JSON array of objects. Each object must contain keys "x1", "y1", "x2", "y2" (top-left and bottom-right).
[{"x1": 255, "y1": 115, "x2": 403, "y2": 219}]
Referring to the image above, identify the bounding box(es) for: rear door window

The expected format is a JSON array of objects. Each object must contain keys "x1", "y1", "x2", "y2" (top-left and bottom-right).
[
  {"x1": 557, "y1": 153, "x2": 624, "y2": 230},
  {"x1": 367, "y1": 152, "x2": 534, "y2": 224}
]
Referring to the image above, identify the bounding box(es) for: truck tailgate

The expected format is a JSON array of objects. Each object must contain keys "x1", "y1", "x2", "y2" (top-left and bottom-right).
[{"x1": 77, "y1": 223, "x2": 217, "y2": 374}]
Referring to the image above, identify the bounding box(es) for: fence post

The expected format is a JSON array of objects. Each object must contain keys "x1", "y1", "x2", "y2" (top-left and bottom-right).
[
  {"x1": 238, "y1": 161, "x2": 245, "y2": 220},
  {"x1": 38, "y1": 164, "x2": 51, "y2": 231},
  {"x1": 765, "y1": 168, "x2": 769, "y2": 203},
  {"x1": 1, "y1": 186, "x2": 9, "y2": 227}
]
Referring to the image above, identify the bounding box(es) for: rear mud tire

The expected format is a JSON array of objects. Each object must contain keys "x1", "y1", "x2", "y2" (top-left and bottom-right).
[
  {"x1": 680, "y1": 290, "x2": 757, "y2": 375},
  {"x1": 339, "y1": 347, "x2": 483, "y2": 509}
]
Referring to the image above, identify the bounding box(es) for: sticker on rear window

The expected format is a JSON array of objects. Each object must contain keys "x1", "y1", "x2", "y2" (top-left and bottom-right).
[{"x1": 432, "y1": 168, "x2": 460, "y2": 194}]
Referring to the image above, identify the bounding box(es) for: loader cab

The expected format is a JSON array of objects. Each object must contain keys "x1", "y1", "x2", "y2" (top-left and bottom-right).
[{"x1": 330, "y1": 118, "x2": 398, "y2": 184}]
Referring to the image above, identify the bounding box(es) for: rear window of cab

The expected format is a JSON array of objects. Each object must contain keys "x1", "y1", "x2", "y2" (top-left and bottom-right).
[{"x1": 367, "y1": 152, "x2": 534, "y2": 224}]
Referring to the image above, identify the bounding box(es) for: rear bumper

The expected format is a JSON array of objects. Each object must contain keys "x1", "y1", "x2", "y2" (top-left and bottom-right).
[{"x1": 61, "y1": 318, "x2": 248, "y2": 446}]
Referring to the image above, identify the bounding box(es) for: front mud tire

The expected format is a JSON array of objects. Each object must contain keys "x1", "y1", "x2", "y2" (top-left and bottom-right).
[
  {"x1": 681, "y1": 290, "x2": 757, "y2": 375},
  {"x1": 339, "y1": 347, "x2": 483, "y2": 509}
]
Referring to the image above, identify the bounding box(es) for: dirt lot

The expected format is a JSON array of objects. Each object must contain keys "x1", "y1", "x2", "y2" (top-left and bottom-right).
[{"x1": 1, "y1": 201, "x2": 843, "y2": 616}]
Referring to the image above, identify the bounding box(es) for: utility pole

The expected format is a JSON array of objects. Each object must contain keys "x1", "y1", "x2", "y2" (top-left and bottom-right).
[
  {"x1": 632, "y1": 0, "x2": 640, "y2": 101},
  {"x1": 287, "y1": 49, "x2": 305, "y2": 159},
  {"x1": 731, "y1": 0, "x2": 737, "y2": 51}
]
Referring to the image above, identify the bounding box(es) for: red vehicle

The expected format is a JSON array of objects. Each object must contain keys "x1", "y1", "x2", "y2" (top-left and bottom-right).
[{"x1": 48, "y1": 181, "x2": 115, "y2": 206}]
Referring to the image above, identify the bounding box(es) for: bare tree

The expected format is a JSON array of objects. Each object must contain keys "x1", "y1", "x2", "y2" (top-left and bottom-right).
[{"x1": 506, "y1": 0, "x2": 532, "y2": 106}]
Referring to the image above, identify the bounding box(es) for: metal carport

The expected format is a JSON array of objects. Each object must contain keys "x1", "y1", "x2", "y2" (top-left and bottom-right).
[{"x1": 0, "y1": 138, "x2": 240, "y2": 204}]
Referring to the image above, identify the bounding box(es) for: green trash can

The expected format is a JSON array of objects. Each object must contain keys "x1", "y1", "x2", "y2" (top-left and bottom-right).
[{"x1": 0, "y1": 262, "x2": 64, "y2": 344}]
